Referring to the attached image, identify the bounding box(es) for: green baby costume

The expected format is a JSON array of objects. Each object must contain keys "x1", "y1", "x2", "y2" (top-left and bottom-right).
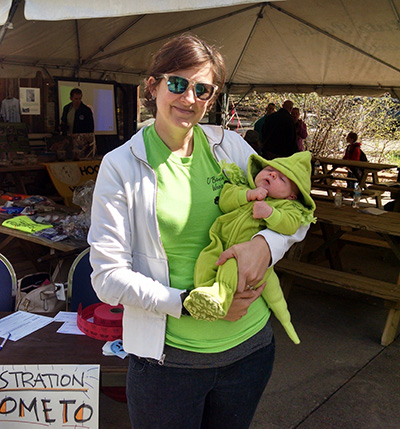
[{"x1": 184, "y1": 151, "x2": 316, "y2": 344}]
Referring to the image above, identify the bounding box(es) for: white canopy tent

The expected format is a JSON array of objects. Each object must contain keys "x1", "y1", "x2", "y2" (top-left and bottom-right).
[{"x1": 0, "y1": 0, "x2": 400, "y2": 98}]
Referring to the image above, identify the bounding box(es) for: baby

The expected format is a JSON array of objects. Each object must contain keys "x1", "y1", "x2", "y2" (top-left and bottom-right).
[{"x1": 184, "y1": 151, "x2": 316, "y2": 344}]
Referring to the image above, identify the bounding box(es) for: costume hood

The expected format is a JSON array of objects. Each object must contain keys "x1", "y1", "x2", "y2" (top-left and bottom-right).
[{"x1": 247, "y1": 151, "x2": 316, "y2": 213}]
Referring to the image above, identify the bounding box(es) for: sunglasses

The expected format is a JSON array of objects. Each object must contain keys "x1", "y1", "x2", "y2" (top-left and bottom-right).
[{"x1": 161, "y1": 74, "x2": 218, "y2": 101}]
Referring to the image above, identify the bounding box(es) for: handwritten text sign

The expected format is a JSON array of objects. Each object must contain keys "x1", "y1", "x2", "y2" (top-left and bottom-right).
[
  {"x1": 0, "y1": 364, "x2": 99, "y2": 428},
  {"x1": 44, "y1": 160, "x2": 101, "y2": 206}
]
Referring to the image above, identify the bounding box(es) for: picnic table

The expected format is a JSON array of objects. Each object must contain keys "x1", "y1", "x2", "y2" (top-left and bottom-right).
[
  {"x1": 276, "y1": 199, "x2": 400, "y2": 346},
  {"x1": 311, "y1": 156, "x2": 397, "y2": 208},
  {"x1": 0, "y1": 164, "x2": 47, "y2": 194}
]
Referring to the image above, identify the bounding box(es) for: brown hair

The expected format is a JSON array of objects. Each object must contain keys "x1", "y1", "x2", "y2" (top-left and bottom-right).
[
  {"x1": 70, "y1": 88, "x2": 82, "y2": 97},
  {"x1": 143, "y1": 33, "x2": 226, "y2": 116},
  {"x1": 347, "y1": 132, "x2": 358, "y2": 142}
]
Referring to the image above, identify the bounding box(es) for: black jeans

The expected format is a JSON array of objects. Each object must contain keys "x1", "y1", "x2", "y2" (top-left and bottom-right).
[{"x1": 126, "y1": 339, "x2": 275, "y2": 429}]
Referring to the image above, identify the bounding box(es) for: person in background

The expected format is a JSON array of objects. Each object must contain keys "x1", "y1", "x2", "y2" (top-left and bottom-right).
[
  {"x1": 261, "y1": 100, "x2": 298, "y2": 160},
  {"x1": 343, "y1": 132, "x2": 361, "y2": 161},
  {"x1": 60, "y1": 88, "x2": 94, "y2": 135},
  {"x1": 254, "y1": 102, "x2": 276, "y2": 141},
  {"x1": 244, "y1": 129, "x2": 262, "y2": 153},
  {"x1": 291, "y1": 107, "x2": 308, "y2": 151},
  {"x1": 343, "y1": 131, "x2": 364, "y2": 188},
  {"x1": 88, "y1": 34, "x2": 308, "y2": 429}
]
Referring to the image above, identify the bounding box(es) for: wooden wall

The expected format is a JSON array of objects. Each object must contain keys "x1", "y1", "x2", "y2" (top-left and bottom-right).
[
  {"x1": 0, "y1": 73, "x2": 138, "y2": 142},
  {"x1": 0, "y1": 72, "x2": 55, "y2": 134}
]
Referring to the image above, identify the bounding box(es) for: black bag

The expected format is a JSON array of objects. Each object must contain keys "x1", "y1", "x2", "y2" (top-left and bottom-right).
[{"x1": 359, "y1": 150, "x2": 368, "y2": 162}]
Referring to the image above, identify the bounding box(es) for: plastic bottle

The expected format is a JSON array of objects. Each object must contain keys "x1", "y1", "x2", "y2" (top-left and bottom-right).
[
  {"x1": 313, "y1": 159, "x2": 321, "y2": 176},
  {"x1": 334, "y1": 189, "x2": 343, "y2": 207},
  {"x1": 352, "y1": 182, "x2": 361, "y2": 208}
]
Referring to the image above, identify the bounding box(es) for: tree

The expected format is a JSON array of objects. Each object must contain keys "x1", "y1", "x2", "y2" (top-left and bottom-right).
[{"x1": 229, "y1": 92, "x2": 400, "y2": 164}]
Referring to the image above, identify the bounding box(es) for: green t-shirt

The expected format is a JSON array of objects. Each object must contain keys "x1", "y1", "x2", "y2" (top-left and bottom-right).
[{"x1": 144, "y1": 124, "x2": 270, "y2": 353}]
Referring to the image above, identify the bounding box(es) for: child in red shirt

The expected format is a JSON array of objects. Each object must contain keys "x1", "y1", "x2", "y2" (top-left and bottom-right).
[
  {"x1": 343, "y1": 131, "x2": 364, "y2": 188},
  {"x1": 343, "y1": 132, "x2": 361, "y2": 160}
]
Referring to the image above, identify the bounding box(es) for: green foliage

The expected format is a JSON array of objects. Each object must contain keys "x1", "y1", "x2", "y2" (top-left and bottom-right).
[{"x1": 230, "y1": 92, "x2": 400, "y2": 165}]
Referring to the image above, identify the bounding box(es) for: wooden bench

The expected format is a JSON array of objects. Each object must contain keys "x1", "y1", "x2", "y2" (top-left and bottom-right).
[
  {"x1": 311, "y1": 183, "x2": 381, "y2": 196},
  {"x1": 275, "y1": 259, "x2": 400, "y2": 346},
  {"x1": 312, "y1": 183, "x2": 384, "y2": 207},
  {"x1": 368, "y1": 183, "x2": 400, "y2": 198},
  {"x1": 311, "y1": 229, "x2": 390, "y2": 249}
]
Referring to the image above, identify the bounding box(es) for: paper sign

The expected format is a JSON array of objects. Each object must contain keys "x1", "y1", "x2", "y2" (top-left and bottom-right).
[
  {"x1": 44, "y1": 160, "x2": 101, "y2": 206},
  {"x1": 0, "y1": 364, "x2": 99, "y2": 428},
  {"x1": 20, "y1": 87, "x2": 41, "y2": 115}
]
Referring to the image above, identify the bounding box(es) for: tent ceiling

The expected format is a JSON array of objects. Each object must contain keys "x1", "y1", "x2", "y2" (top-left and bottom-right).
[{"x1": 0, "y1": 0, "x2": 400, "y2": 97}]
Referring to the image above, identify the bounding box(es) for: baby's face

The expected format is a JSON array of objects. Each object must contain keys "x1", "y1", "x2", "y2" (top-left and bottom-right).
[{"x1": 255, "y1": 166, "x2": 297, "y2": 199}]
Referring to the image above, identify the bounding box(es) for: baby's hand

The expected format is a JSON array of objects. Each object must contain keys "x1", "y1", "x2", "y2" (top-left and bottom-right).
[
  {"x1": 247, "y1": 187, "x2": 268, "y2": 202},
  {"x1": 253, "y1": 201, "x2": 273, "y2": 219}
]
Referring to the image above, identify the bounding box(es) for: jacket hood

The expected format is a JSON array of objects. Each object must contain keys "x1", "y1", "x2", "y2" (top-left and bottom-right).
[{"x1": 247, "y1": 151, "x2": 316, "y2": 212}]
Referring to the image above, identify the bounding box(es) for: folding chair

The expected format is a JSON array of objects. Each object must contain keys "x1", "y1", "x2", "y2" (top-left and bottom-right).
[
  {"x1": 67, "y1": 247, "x2": 126, "y2": 402},
  {"x1": 67, "y1": 247, "x2": 100, "y2": 311},
  {"x1": 0, "y1": 253, "x2": 17, "y2": 311}
]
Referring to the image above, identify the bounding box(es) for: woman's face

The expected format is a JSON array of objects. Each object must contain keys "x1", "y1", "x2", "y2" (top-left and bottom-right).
[
  {"x1": 291, "y1": 108, "x2": 300, "y2": 122},
  {"x1": 149, "y1": 64, "x2": 215, "y2": 134}
]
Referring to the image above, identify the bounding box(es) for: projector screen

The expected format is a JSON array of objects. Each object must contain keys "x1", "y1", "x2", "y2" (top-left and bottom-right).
[{"x1": 57, "y1": 79, "x2": 117, "y2": 136}]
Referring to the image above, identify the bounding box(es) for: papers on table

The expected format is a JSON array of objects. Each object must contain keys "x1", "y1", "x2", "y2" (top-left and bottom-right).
[
  {"x1": 358, "y1": 207, "x2": 388, "y2": 215},
  {"x1": 53, "y1": 311, "x2": 78, "y2": 322},
  {"x1": 0, "y1": 311, "x2": 125, "y2": 360},
  {"x1": 56, "y1": 322, "x2": 85, "y2": 335},
  {"x1": 53, "y1": 311, "x2": 85, "y2": 335},
  {"x1": 0, "y1": 311, "x2": 53, "y2": 341},
  {"x1": 0, "y1": 311, "x2": 86, "y2": 342}
]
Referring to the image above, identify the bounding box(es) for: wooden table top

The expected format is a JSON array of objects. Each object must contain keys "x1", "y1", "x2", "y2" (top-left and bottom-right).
[
  {"x1": 0, "y1": 163, "x2": 47, "y2": 173},
  {"x1": 314, "y1": 200, "x2": 400, "y2": 237},
  {"x1": 0, "y1": 312, "x2": 128, "y2": 374},
  {"x1": 0, "y1": 224, "x2": 87, "y2": 252},
  {"x1": 314, "y1": 156, "x2": 397, "y2": 172}
]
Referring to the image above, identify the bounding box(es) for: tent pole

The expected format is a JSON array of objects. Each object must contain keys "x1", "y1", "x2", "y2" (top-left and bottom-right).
[
  {"x1": 0, "y1": 0, "x2": 21, "y2": 48},
  {"x1": 228, "y1": 3, "x2": 266, "y2": 85},
  {"x1": 389, "y1": 0, "x2": 400, "y2": 27},
  {"x1": 269, "y1": 3, "x2": 400, "y2": 75},
  {"x1": 84, "y1": 3, "x2": 262, "y2": 65},
  {"x1": 83, "y1": 16, "x2": 145, "y2": 64},
  {"x1": 74, "y1": 20, "x2": 82, "y2": 79}
]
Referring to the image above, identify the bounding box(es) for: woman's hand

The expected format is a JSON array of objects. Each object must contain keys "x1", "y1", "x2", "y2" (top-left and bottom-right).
[
  {"x1": 224, "y1": 283, "x2": 266, "y2": 321},
  {"x1": 216, "y1": 235, "x2": 271, "y2": 294}
]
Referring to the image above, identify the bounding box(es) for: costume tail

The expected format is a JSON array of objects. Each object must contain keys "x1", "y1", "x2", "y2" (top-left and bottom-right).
[{"x1": 261, "y1": 270, "x2": 300, "y2": 344}]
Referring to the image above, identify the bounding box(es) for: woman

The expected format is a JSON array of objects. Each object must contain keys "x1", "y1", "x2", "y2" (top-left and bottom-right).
[
  {"x1": 291, "y1": 107, "x2": 308, "y2": 151},
  {"x1": 88, "y1": 34, "x2": 308, "y2": 429}
]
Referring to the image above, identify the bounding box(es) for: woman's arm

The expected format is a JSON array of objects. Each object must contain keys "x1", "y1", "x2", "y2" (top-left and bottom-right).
[
  {"x1": 217, "y1": 226, "x2": 308, "y2": 274},
  {"x1": 298, "y1": 121, "x2": 308, "y2": 139},
  {"x1": 217, "y1": 226, "x2": 309, "y2": 319},
  {"x1": 216, "y1": 235, "x2": 271, "y2": 293},
  {"x1": 88, "y1": 154, "x2": 183, "y2": 318}
]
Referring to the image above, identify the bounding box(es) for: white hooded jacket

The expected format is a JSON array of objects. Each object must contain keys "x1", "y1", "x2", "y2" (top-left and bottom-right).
[{"x1": 88, "y1": 125, "x2": 308, "y2": 360}]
